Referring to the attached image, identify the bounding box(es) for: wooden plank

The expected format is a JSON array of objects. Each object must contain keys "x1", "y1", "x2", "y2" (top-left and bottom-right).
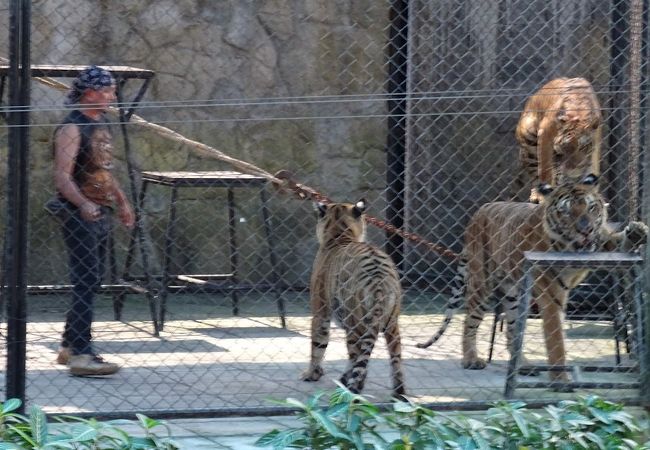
[
  {"x1": 141, "y1": 170, "x2": 267, "y2": 187},
  {"x1": 25, "y1": 283, "x2": 147, "y2": 295},
  {"x1": 176, "y1": 274, "x2": 233, "y2": 285},
  {"x1": 0, "y1": 64, "x2": 154, "y2": 79}
]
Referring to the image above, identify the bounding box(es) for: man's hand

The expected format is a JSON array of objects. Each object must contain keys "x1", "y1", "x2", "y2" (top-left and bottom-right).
[
  {"x1": 118, "y1": 202, "x2": 135, "y2": 229},
  {"x1": 80, "y1": 201, "x2": 101, "y2": 222}
]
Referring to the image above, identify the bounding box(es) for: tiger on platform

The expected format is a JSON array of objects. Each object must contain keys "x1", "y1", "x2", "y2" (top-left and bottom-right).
[{"x1": 417, "y1": 175, "x2": 647, "y2": 386}]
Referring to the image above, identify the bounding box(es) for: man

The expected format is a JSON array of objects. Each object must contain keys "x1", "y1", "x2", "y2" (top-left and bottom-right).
[{"x1": 53, "y1": 65, "x2": 135, "y2": 376}]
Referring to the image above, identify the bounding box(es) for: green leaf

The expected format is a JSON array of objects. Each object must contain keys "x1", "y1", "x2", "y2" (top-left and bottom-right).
[
  {"x1": 128, "y1": 436, "x2": 159, "y2": 449},
  {"x1": 28, "y1": 405, "x2": 48, "y2": 447},
  {"x1": 7, "y1": 424, "x2": 37, "y2": 446},
  {"x1": 255, "y1": 428, "x2": 281, "y2": 447},
  {"x1": 328, "y1": 402, "x2": 350, "y2": 418},
  {"x1": 69, "y1": 426, "x2": 98, "y2": 442},
  {"x1": 347, "y1": 414, "x2": 362, "y2": 433},
  {"x1": 42, "y1": 441, "x2": 76, "y2": 449},
  {"x1": 284, "y1": 398, "x2": 308, "y2": 410},
  {"x1": 312, "y1": 410, "x2": 351, "y2": 441},
  {"x1": 587, "y1": 407, "x2": 613, "y2": 425},
  {"x1": 393, "y1": 402, "x2": 418, "y2": 414},
  {"x1": 1, "y1": 399, "x2": 21, "y2": 415},
  {"x1": 511, "y1": 410, "x2": 529, "y2": 438},
  {"x1": 0, "y1": 444, "x2": 22, "y2": 450},
  {"x1": 136, "y1": 413, "x2": 160, "y2": 430},
  {"x1": 582, "y1": 431, "x2": 605, "y2": 449}
]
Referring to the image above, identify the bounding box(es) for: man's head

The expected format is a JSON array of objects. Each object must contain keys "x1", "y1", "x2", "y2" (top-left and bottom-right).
[{"x1": 65, "y1": 65, "x2": 116, "y2": 107}]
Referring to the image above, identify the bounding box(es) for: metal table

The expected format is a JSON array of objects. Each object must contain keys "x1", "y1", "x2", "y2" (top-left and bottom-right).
[
  {"x1": 121, "y1": 170, "x2": 286, "y2": 333},
  {"x1": 504, "y1": 251, "x2": 645, "y2": 398}
]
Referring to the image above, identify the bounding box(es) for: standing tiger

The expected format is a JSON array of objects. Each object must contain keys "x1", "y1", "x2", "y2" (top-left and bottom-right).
[
  {"x1": 516, "y1": 77, "x2": 602, "y2": 203},
  {"x1": 301, "y1": 199, "x2": 406, "y2": 397},
  {"x1": 418, "y1": 175, "x2": 647, "y2": 385}
]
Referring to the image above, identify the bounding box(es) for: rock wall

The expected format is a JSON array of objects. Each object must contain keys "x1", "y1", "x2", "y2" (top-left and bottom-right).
[{"x1": 0, "y1": 0, "x2": 390, "y2": 285}]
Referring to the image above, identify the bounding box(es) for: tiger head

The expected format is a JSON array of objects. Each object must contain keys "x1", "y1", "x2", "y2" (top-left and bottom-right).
[
  {"x1": 315, "y1": 199, "x2": 367, "y2": 246},
  {"x1": 539, "y1": 174, "x2": 606, "y2": 251}
]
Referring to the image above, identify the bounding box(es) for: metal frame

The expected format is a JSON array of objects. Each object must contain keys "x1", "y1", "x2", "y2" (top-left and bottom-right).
[
  {"x1": 120, "y1": 170, "x2": 286, "y2": 335},
  {"x1": 505, "y1": 251, "x2": 645, "y2": 399}
]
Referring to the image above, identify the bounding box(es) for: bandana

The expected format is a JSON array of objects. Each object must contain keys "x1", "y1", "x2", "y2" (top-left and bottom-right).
[{"x1": 65, "y1": 65, "x2": 115, "y2": 105}]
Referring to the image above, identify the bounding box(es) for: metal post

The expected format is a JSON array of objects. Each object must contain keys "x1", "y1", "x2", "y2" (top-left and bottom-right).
[
  {"x1": 116, "y1": 83, "x2": 159, "y2": 335},
  {"x1": 227, "y1": 188, "x2": 239, "y2": 316},
  {"x1": 608, "y1": 0, "x2": 629, "y2": 222},
  {"x1": 505, "y1": 264, "x2": 533, "y2": 399},
  {"x1": 260, "y1": 186, "x2": 286, "y2": 328},
  {"x1": 641, "y1": 82, "x2": 650, "y2": 410},
  {"x1": 628, "y1": 0, "x2": 644, "y2": 220},
  {"x1": 159, "y1": 186, "x2": 179, "y2": 332},
  {"x1": 385, "y1": 0, "x2": 408, "y2": 270},
  {"x1": 4, "y1": 0, "x2": 30, "y2": 410}
]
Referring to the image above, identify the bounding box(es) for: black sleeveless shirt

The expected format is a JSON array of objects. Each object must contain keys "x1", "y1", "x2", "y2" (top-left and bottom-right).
[
  {"x1": 55, "y1": 110, "x2": 111, "y2": 183},
  {"x1": 54, "y1": 110, "x2": 116, "y2": 206}
]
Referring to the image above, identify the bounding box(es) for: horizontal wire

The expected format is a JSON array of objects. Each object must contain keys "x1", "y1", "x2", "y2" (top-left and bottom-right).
[
  {"x1": 1, "y1": 105, "x2": 647, "y2": 130},
  {"x1": 0, "y1": 85, "x2": 647, "y2": 114}
]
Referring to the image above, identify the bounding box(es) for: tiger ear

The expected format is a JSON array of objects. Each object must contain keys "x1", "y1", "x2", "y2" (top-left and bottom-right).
[
  {"x1": 581, "y1": 173, "x2": 599, "y2": 185},
  {"x1": 538, "y1": 183, "x2": 554, "y2": 197},
  {"x1": 314, "y1": 202, "x2": 328, "y2": 218},
  {"x1": 353, "y1": 199, "x2": 366, "y2": 218}
]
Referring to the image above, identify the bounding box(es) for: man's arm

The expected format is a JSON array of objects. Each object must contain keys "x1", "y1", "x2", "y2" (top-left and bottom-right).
[{"x1": 54, "y1": 124, "x2": 101, "y2": 222}]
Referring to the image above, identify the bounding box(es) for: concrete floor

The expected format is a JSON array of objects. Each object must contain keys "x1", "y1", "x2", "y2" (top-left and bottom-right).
[{"x1": 0, "y1": 291, "x2": 641, "y2": 418}]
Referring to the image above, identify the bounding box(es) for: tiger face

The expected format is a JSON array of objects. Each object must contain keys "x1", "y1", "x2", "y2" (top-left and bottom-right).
[
  {"x1": 315, "y1": 200, "x2": 367, "y2": 246},
  {"x1": 540, "y1": 173, "x2": 605, "y2": 251}
]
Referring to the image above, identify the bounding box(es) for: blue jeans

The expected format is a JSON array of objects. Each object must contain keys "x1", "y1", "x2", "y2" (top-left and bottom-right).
[{"x1": 60, "y1": 207, "x2": 111, "y2": 355}]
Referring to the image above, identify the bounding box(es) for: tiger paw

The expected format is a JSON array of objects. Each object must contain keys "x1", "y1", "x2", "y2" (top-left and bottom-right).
[
  {"x1": 301, "y1": 365, "x2": 324, "y2": 382},
  {"x1": 462, "y1": 357, "x2": 487, "y2": 370},
  {"x1": 528, "y1": 188, "x2": 544, "y2": 204},
  {"x1": 624, "y1": 221, "x2": 649, "y2": 249}
]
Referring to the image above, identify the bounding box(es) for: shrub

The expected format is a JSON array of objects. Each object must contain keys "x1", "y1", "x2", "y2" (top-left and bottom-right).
[
  {"x1": 256, "y1": 385, "x2": 650, "y2": 450},
  {"x1": 0, "y1": 398, "x2": 179, "y2": 449}
]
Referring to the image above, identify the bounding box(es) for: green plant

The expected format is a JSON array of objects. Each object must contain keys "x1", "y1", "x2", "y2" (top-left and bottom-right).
[
  {"x1": 256, "y1": 386, "x2": 650, "y2": 450},
  {"x1": 0, "y1": 399, "x2": 179, "y2": 449}
]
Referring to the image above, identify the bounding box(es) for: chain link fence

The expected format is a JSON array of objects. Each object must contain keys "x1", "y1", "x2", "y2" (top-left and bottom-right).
[{"x1": 0, "y1": 0, "x2": 649, "y2": 416}]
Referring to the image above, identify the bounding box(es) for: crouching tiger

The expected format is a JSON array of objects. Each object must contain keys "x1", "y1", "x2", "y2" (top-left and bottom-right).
[
  {"x1": 516, "y1": 77, "x2": 602, "y2": 203},
  {"x1": 418, "y1": 175, "x2": 647, "y2": 385},
  {"x1": 301, "y1": 199, "x2": 406, "y2": 398}
]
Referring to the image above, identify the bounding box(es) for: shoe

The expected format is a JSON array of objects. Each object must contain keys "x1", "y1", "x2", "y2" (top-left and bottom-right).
[
  {"x1": 56, "y1": 347, "x2": 71, "y2": 365},
  {"x1": 68, "y1": 354, "x2": 120, "y2": 376}
]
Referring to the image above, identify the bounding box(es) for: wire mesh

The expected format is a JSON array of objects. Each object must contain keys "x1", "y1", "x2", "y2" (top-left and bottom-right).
[{"x1": 0, "y1": 0, "x2": 648, "y2": 416}]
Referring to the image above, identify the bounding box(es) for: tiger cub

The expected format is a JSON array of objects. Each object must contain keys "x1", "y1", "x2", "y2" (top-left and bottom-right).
[
  {"x1": 301, "y1": 199, "x2": 406, "y2": 397},
  {"x1": 418, "y1": 175, "x2": 647, "y2": 385},
  {"x1": 516, "y1": 77, "x2": 602, "y2": 202}
]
